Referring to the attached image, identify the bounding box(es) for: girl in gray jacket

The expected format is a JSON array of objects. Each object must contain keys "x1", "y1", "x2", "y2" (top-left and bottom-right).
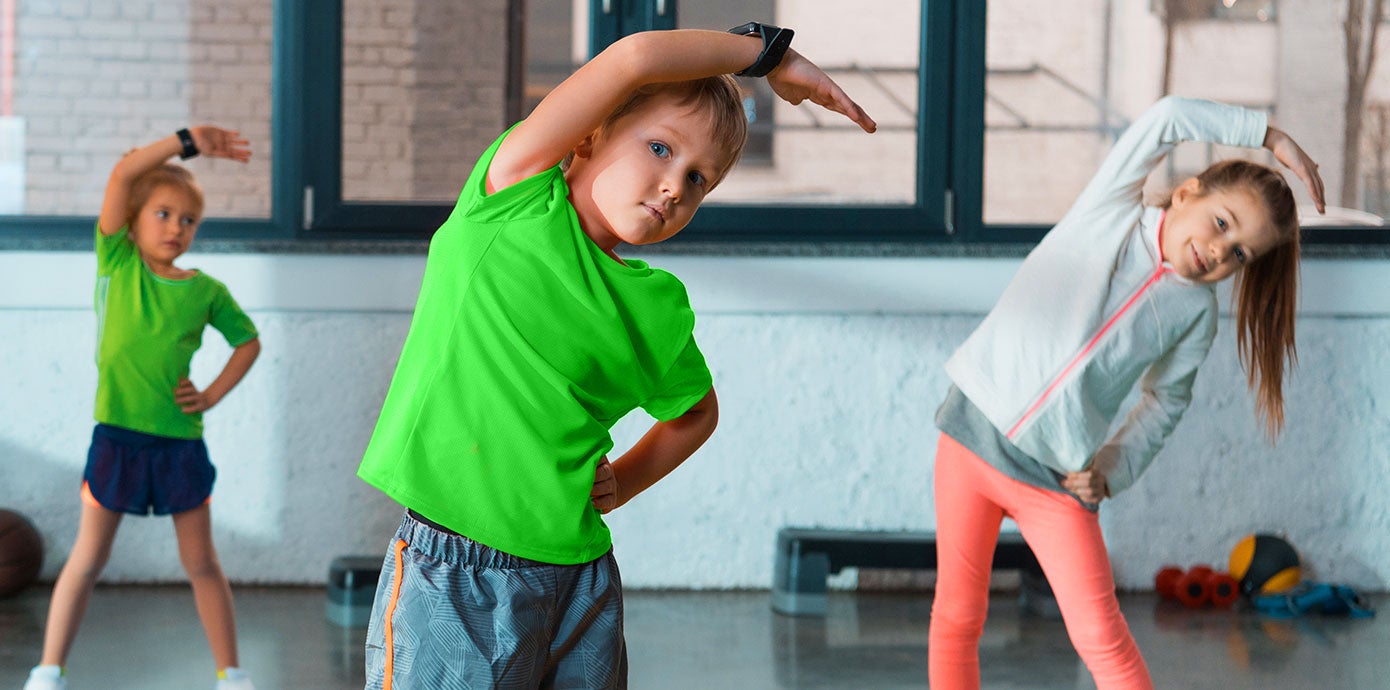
[{"x1": 929, "y1": 97, "x2": 1324, "y2": 690}]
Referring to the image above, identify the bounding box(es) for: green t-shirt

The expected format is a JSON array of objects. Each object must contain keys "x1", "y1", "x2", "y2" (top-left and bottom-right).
[
  {"x1": 94, "y1": 224, "x2": 258, "y2": 440},
  {"x1": 358, "y1": 127, "x2": 713, "y2": 565}
]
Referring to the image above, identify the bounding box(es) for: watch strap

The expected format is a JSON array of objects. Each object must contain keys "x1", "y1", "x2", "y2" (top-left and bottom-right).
[
  {"x1": 176, "y1": 128, "x2": 199, "y2": 160},
  {"x1": 728, "y1": 22, "x2": 794, "y2": 78}
]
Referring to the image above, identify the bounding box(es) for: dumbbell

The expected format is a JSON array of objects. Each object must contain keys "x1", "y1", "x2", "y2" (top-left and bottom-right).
[{"x1": 1154, "y1": 565, "x2": 1240, "y2": 609}]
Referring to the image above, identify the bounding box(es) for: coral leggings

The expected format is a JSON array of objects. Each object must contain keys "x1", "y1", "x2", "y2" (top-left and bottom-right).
[{"x1": 928, "y1": 433, "x2": 1153, "y2": 690}]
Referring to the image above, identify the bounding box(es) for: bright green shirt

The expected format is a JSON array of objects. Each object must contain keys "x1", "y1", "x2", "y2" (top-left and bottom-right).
[
  {"x1": 94, "y1": 224, "x2": 258, "y2": 439},
  {"x1": 358, "y1": 127, "x2": 713, "y2": 565}
]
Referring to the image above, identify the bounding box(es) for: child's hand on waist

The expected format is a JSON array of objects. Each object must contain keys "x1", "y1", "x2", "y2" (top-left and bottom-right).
[
  {"x1": 1060, "y1": 469, "x2": 1109, "y2": 505},
  {"x1": 590, "y1": 457, "x2": 618, "y2": 514}
]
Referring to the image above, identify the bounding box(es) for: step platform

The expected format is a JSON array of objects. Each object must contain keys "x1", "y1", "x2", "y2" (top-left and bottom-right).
[{"x1": 772, "y1": 527, "x2": 1057, "y2": 617}]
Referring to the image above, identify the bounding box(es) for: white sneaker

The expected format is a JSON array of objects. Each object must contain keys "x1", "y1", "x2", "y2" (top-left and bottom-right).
[
  {"x1": 22, "y1": 666, "x2": 65, "y2": 690},
  {"x1": 214, "y1": 667, "x2": 255, "y2": 690}
]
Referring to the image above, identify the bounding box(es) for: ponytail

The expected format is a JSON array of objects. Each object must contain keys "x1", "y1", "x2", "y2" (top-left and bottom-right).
[{"x1": 1192, "y1": 160, "x2": 1300, "y2": 438}]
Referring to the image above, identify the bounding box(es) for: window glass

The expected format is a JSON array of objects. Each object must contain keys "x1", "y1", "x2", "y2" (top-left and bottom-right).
[
  {"x1": 675, "y1": 0, "x2": 921, "y2": 205},
  {"x1": 3, "y1": 0, "x2": 272, "y2": 218},
  {"x1": 984, "y1": 0, "x2": 1371, "y2": 228}
]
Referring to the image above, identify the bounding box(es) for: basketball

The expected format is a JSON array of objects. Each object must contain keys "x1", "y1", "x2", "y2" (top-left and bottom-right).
[
  {"x1": 0, "y1": 508, "x2": 44, "y2": 598},
  {"x1": 1229, "y1": 533, "x2": 1301, "y2": 597}
]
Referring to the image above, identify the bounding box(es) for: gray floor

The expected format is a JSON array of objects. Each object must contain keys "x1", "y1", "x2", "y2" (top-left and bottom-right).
[{"x1": 1, "y1": 585, "x2": 1384, "y2": 689}]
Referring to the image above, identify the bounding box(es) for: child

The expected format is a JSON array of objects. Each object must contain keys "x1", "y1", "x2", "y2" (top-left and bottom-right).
[
  {"x1": 25, "y1": 128, "x2": 260, "y2": 690},
  {"x1": 928, "y1": 96, "x2": 1325, "y2": 690},
  {"x1": 357, "y1": 26, "x2": 876, "y2": 689}
]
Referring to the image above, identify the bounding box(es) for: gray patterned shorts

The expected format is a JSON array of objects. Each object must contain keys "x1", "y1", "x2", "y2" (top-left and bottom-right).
[{"x1": 364, "y1": 510, "x2": 627, "y2": 690}]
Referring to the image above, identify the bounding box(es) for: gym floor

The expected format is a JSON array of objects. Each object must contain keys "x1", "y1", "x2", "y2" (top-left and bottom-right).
[{"x1": 1, "y1": 585, "x2": 1384, "y2": 689}]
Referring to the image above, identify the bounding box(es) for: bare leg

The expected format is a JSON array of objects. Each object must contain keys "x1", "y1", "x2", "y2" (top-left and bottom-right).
[
  {"x1": 172, "y1": 503, "x2": 239, "y2": 671},
  {"x1": 39, "y1": 501, "x2": 123, "y2": 666}
]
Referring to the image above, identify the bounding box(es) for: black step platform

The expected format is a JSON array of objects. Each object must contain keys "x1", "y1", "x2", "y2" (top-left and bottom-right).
[{"x1": 772, "y1": 527, "x2": 1056, "y2": 617}]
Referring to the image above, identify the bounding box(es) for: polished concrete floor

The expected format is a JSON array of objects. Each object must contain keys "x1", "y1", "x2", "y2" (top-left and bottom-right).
[{"x1": 1, "y1": 585, "x2": 1384, "y2": 689}]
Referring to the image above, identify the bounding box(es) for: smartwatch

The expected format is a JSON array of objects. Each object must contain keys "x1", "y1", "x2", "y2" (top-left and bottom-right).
[
  {"x1": 176, "y1": 128, "x2": 199, "y2": 160},
  {"x1": 728, "y1": 22, "x2": 794, "y2": 78}
]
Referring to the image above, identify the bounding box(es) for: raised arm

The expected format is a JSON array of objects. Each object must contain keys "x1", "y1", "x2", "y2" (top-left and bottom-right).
[
  {"x1": 488, "y1": 29, "x2": 875, "y2": 192},
  {"x1": 1070, "y1": 97, "x2": 1269, "y2": 217},
  {"x1": 98, "y1": 127, "x2": 250, "y2": 235}
]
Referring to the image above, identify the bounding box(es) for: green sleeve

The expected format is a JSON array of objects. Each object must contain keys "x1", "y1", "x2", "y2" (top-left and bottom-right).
[
  {"x1": 208, "y1": 283, "x2": 258, "y2": 347},
  {"x1": 640, "y1": 335, "x2": 713, "y2": 422}
]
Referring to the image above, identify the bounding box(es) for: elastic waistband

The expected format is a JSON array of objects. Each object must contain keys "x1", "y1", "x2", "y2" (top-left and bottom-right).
[
  {"x1": 94, "y1": 423, "x2": 202, "y2": 447},
  {"x1": 397, "y1": 509, "x2": 554, "y2": 570}
]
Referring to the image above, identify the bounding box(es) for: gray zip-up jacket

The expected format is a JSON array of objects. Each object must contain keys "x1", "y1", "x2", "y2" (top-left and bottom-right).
[{"x1": 944, "y1": 96, "x2": 1269, "y2": 495}]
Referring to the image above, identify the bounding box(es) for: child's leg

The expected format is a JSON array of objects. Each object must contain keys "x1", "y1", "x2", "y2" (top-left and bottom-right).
[
  {"x1": 928, "y1": 433, "x2": 1007, "y2": 690},
  {"x1": 39, "y1": 500, "x2": 123, "y2": 666},
  {"x1": 543, "y1": 551, "x2": 626, "y2": 689},
  {"x1": 171, "y1": 503, "x2": 239, "y2": 672},
  {"x1": 1008, "y1": 480, "x2": 1152, "y2": 689}
]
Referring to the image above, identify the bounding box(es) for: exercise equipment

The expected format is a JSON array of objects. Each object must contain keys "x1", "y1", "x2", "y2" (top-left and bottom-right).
[
  {"x1": 1252, "y1": 581, "x2": 1377, "y2": 619},
  {"x1": 1154, "y1": 564, "x2": 1240, "y2": 608},
  {"x1": 0, "y1": 508, "x2": 44, "y2": 598},
  {"x1": 1229, "y1": 533, "x2": 1301, "y2": 596}
]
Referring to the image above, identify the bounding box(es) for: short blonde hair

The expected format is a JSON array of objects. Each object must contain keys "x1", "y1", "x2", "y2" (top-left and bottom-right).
[
  {"x1": 598, "y1": 75, "x2": 749, "y2": 185},
  {"x1": 127, "y1": 163, "x2": 204, "y2": 228}
]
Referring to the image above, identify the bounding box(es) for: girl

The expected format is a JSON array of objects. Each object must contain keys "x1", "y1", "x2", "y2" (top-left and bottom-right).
[
  {"x1": 929, "y1": 96, "x2": 1324, "y2": 690},
  {"x1": 25, "y1": 127, "x2": 260, "y2": 690}
]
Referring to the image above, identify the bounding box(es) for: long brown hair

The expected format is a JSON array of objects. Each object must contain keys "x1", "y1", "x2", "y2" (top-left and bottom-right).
[{"x1": 1189, "y1": 160, "x2": 1301, "y2": 438}]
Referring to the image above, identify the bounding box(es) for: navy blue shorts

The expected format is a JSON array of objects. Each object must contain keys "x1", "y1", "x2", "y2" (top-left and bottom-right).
[{"x1": 82, "y1": 424, "x2": 216, "y2": 516}]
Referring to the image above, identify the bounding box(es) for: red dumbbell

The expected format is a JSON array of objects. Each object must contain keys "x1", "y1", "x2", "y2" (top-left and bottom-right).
[{"x1": 1155, "y1": 565, "x2": 1240, "y2": 609}]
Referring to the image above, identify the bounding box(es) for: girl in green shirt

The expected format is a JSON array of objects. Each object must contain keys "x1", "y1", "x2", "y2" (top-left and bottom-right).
[{"x1": 26, "y1": 128, "x2": 261, "y2": 690}]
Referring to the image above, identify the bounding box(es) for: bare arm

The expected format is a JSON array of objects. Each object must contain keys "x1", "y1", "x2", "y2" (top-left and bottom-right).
[
  {"x1": 591, "y1": 388, "x2": 719, "y2": 512},
  {"x1": 98, "y1": 127, "x2": 251, "y2": 235},
  {"x1": 175, "y1": 337, "x2": 260, "y2": 414},
  {"x1": 489, "y1": 29, "x2": 875, "y2": 192}
]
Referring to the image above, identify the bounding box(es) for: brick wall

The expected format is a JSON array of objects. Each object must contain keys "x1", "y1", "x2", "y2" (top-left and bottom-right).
[{"x1": 12, "y1": 0, "x2": 507, "y2": 217}]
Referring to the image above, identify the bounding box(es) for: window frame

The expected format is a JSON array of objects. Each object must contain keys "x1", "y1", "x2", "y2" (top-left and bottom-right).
[
  {"x1": 0, "y1": 0, "x2": 1384, "y2": 250},
  {"x1": 291, "y1": 0, "x2": 955, "y2": 243},
  {"x1": 0, "y1": 0, "x2": 299, "y2": 244}
]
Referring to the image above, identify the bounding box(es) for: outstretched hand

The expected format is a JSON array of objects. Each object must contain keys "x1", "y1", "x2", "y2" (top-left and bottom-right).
[
  {"x1": 1265, "y1": 127, "x2": 1324, "y2": 214},
  {"x1": 767, "y1": 49, "x2": 876, "y2": 134},
  {"x1": 190, "y1": 126, "x2": 252, "y2": 163}
]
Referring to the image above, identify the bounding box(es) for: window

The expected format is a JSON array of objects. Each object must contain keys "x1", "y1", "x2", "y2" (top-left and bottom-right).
[
  {"x1": 0, "y1": 0, "x2": 275, "y2": 239},
  {"x1": 3, "y1": 0, "x2": 1382, "y2": 248},
  {"x1": 976, "y1": 0, "x2": 1388, "y2": 245},
  {"x1": 300, "y1": 0, "x2": 953, "y2": 241}
]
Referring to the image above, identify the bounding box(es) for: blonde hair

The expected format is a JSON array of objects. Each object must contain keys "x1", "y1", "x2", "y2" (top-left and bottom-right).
[
  {"x1": 597, "y1": 75, "x2": 749, "y2": 185},
  {"x1": 127, "y1": 163, "x2": 204, "y2": 228},
  {"x1": 1171, "y1": 159, "x2": 1301, "y2": 438}
]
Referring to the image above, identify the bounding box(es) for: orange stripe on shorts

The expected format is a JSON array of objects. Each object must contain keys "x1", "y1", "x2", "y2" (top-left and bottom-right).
[{"x1": 382, "y1": 538, "x2": 408, "y2": 690}]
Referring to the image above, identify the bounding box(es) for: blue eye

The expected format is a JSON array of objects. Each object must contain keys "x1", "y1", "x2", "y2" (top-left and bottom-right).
[
  {"x1": 688, "y1": 171, "x2": 706, "y2": 187},
  {"x1": 155, "y1": 210, "x2": 169, "y2": 219},
  {"x1": 181, "y1": 216, "x2": 196, "y2": 226},
  {"x1": 1234, "y1": 247, "x2": 1247, "y2": 263},
  {"x1": 1216, "y1": 217, "x2": 1227, "y2": 231},
  {"x1": 649, "y1": 142, "x2": 669, "y2": 157}
]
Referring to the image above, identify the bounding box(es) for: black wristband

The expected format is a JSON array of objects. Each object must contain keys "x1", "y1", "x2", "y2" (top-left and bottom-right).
[
  {"x1": 176, "y1": 128, "x2": 199, "y2": 160},
  {"x1": 728, "y1": 22, "x2": 793, "y2": 78}
]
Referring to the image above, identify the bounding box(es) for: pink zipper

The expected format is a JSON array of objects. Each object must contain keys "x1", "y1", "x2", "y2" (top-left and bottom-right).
[{"x1": 1006, "y1": 263, "x2": 1175, "y2": 440}]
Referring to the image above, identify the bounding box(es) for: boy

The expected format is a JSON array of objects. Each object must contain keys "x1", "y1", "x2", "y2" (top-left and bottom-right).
[{"x1": 358, "y1": 26, "x2": 876, "y2": 689}]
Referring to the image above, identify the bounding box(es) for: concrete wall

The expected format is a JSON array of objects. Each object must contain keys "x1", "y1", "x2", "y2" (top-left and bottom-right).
[{"x1": 2, "y1": 253, "x2": 1387, "y2": 592}]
